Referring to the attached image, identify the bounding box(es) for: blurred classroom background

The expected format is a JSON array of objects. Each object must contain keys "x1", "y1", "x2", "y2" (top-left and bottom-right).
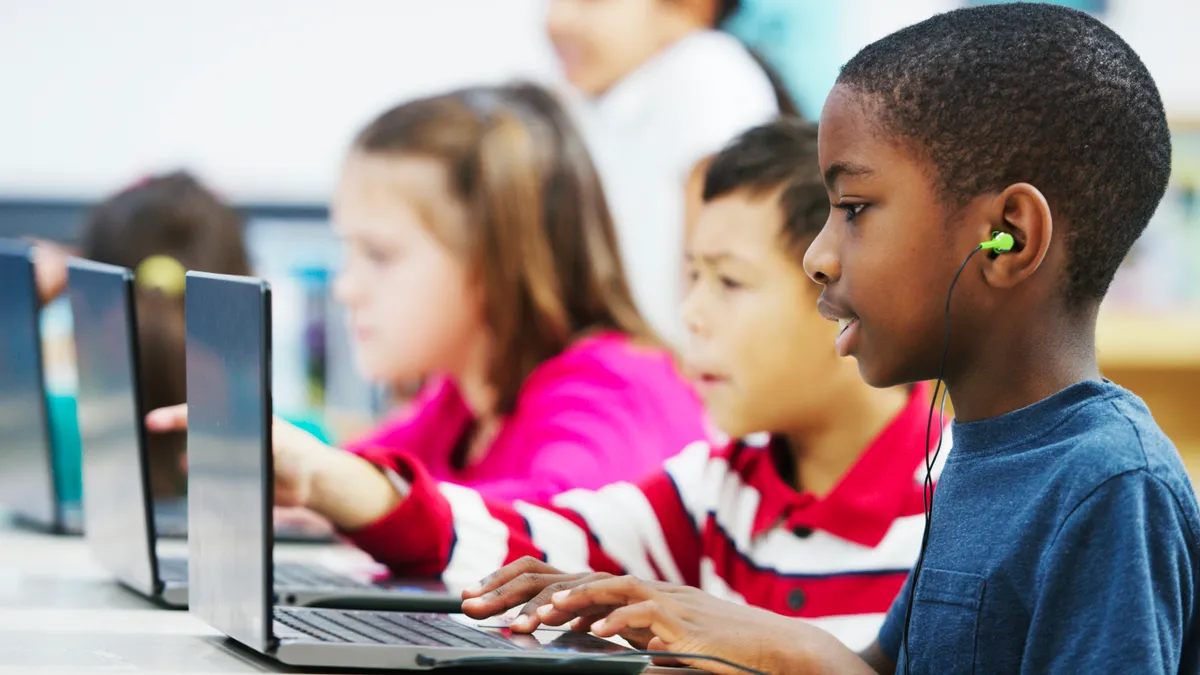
[{"x1": 1, "y1": 0, "x2": 1197, "y2": 474}]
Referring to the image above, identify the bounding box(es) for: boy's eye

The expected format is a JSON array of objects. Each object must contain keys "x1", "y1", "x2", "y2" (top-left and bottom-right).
[
  {"x1": 719, "y1": 275, "x2": 741, "y2": 290},
  {"x1": 835, "y1": 202, "x2": 869, "y2": 221},
  {"x1": 361, "y1": 245, "x2": 392, "y2": 264}
]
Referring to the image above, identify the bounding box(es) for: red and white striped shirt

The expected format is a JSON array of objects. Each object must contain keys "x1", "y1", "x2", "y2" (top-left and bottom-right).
[{"x1": 346, "y1": 383, "x2": 946, "y2": 651}]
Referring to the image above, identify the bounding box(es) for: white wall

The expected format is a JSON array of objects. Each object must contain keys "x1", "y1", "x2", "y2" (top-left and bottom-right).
[
  {"x1": 828, "y1": 0, "x2": 1200, "y2": 124},
  {"x1": 0, "y1": 0, "x2": 555, "y2": 201},
  {"x1": 1103, "y1": 0, "x2": 1200, "y2": 118},
  {"x1": 1, "y1": 0, "x2": 1197, "y2": 202}
]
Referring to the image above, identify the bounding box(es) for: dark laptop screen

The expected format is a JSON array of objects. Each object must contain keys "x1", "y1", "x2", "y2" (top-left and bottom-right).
[
  {"x1": 0, "y1": 240, "x2": 57, "y2": 526},
  {"x1": 67, "y1": 259, "x2": 157, "y2": 594},
  {"x1": 185, "y1": 271, "x2": 274, "y2": 651}
]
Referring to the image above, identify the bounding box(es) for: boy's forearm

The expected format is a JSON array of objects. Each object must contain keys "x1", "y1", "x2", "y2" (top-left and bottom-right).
[{"x1": 308, "y1": 450, "x2": 403, "y2": 531}]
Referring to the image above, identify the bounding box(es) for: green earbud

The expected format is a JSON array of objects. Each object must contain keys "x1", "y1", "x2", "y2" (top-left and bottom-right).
[{"x1": 980, "y1": 231, "x2": 1015, "y2": 253}]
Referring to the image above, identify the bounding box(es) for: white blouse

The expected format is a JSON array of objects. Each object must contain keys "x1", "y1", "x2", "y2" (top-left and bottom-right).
[{"x1": 565, "y1": 30, "x2": 780, "y2": 347}]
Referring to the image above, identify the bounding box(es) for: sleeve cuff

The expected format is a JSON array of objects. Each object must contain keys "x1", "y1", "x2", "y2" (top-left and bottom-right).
[{"x1": 337, "y1": 450, "x2": 454, "y2": 577}]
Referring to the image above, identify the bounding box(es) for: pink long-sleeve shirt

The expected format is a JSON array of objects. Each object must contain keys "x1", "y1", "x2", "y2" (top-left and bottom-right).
[{"x1": 345, "y1": 332, "x2": 709, "y2": 503}]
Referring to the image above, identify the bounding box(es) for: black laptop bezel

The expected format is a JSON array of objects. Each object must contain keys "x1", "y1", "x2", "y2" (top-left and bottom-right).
[{"x1": 67, "y1": 258, "x2": 163, "y2": 598}]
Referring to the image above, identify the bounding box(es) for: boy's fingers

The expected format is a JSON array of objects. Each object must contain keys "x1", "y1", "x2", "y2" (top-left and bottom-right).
[
  {"x1": 462, "y1": 557, "x2": 562, "y2": 599},
  {"x1": 537, "y1": 602, "x2": 614, "y2": 629},
  {"x1": 565, "y1": 609, "x2": 619, "y2": 632},
  {"x1": 590, "y1": 599, "x2": 683, "y2": 645},
  {"x1": 551, "y1": 575, "x2": 658, "y2": 612},
  {"x1": 146, "y1": 404, "x2": 188, "y2": 432},
  {"x1": 459, "y1": 573, "x2": 575, "y2": 619}
]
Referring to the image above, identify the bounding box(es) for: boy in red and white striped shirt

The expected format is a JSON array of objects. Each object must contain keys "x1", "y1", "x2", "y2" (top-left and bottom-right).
[
  {"x1": 324, "y1": 119, "x2": 943, "y2": 652},
  {"x1": 151, "y1": 118, "x2": 942, "y2": 656}
]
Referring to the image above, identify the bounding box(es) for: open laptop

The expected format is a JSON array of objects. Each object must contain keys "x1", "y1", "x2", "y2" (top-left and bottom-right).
[
  {"x1": 66, "y1": 258, "x2": 334, "y2": 544},
  {"x1": 69, "y1": 261, "x2": 452, "y2": 611},
  {"x1": 0, "y1": 239, "x2": 82, "y2": 534},
  {"x1": 176, "y1": 270, "x2": 462, "y2": 612},
  {"x1": 187, "y1": 270, "x2": 644, "y2": 671}
]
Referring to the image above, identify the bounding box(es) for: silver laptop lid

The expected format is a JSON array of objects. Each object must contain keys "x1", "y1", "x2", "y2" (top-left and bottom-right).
[
  {"x1": 185, "y1": 271, "x2": 275, "y2": 652},
  {"x1": 0, "y1": 239, "x2": 58, "y2": 527},
  {"x1": 67, "y1": 259, "x2": 158, "y2": 597}
]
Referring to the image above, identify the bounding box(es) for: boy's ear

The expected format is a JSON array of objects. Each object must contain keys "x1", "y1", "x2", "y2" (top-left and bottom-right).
[{"x1": 980, "y1": 183, "x2": 1053, "y2": 290}]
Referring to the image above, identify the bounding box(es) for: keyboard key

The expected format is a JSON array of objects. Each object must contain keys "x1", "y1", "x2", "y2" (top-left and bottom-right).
[{"x1": 274, "y1": 609, "x2": 346, "y2": 643}]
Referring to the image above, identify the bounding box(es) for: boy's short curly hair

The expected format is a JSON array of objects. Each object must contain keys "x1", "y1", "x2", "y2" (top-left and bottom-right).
[{"x1": 838, "y1": 3, "x2": 1172, "y2": 306}]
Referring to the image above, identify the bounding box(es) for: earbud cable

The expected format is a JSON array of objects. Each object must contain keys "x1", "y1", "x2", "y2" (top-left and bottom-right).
[{"x1": 900, "y1": 243, "x2": 984, "y2": 674}]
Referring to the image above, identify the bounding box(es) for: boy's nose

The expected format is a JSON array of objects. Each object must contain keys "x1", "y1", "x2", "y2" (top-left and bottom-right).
[
  {"x1": 681, "y1": 290, "x2": 708, "y2": 338},
  {"x1": 803, "y1": 228, "x2": 841, "y2": 285}
]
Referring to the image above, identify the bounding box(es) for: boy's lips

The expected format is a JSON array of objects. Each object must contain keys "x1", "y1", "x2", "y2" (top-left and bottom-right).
[{"x1": 817, "y1": 294, "x2": 861, "y2": 357}]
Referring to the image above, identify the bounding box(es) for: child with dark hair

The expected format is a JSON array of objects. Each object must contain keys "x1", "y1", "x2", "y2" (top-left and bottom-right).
[
  {"x1": 460, "y1": 4, "x2": 1198, "y2": 674},
  {"x1": 34, "y1": 172, "x2": 255, "y2": 498}
]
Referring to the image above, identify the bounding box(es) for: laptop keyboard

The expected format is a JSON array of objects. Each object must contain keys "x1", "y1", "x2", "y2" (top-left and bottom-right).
[
  {"x1": 275, "y1": 608, "x2": 520, "y2": 650},
  {"x1": 273, "y1": 562, "x2": 371, "y2": 589},
  {"x1": 157, "y1": 558, "x2": 369, "y2": 589}
]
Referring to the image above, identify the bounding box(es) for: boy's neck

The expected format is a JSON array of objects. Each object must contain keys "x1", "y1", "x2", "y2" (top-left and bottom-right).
[
  {"x1": 782, "y1": 382, "x2": 909, "y2": 498},
  {"x1": 946, "y1": 304, "x2": 1103, "y2": 423}
]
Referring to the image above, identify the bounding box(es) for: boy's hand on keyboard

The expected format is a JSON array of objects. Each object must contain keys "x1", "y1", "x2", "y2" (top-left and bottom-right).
[
  {"x1": 460, "y1": 557, "x2": 630, "y2": 636},
  {"x1": 545, "y1": 575, "x2": 822, "y2": 675}
]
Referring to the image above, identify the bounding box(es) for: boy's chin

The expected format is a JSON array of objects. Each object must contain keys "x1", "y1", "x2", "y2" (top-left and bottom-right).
[
  {"x1": 704, "y1": 411, "x2": 753, "y2": 443},
  {"x1": 854, "y1": 356, "x2": 915, "y2": 390}
]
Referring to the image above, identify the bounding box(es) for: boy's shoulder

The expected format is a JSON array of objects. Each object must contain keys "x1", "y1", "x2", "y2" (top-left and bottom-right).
[{"x1": 1034, "y1": 382, "x2": 1200, "y2": 546}]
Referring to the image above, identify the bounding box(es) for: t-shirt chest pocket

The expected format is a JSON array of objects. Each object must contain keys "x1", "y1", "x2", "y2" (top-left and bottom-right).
[{"x1": 908, "y1": 568, "x2": 986, "y2": 674}]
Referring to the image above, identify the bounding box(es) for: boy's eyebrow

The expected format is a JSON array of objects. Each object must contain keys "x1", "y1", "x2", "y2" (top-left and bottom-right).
[
  {"x1": 684, "y1": 251, "x2": 738, "y2": 265},
  {"x1": 823, "y1": 161, "x2": 874, "y2": 189}
]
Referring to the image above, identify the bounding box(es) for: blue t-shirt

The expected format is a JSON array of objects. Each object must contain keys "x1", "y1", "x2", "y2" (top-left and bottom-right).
[{"x1": 880, "y1": 379, "x2": 1200, "y2": 674}]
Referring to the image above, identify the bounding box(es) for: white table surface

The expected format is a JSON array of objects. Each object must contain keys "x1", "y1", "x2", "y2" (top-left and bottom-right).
[{"x1": 0, "y1": 511, "x2": 696, "y2": 674}]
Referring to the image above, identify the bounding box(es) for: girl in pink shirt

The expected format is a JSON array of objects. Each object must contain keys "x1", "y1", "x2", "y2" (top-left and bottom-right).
[
  {"x1": 150, "y1": 83, "x2": 708, "y2": 505},
  {"x1": 346, "y1": 331, "x2": 704, "y2": 502}
]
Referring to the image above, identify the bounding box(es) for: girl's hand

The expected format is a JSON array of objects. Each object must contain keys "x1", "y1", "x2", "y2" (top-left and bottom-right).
[
  {"x1": 32, "y1": 241, "x2": 69, "y2": 305},
  {"x1": 146, "y1": 405, "x2": 400, "y2": 529}
]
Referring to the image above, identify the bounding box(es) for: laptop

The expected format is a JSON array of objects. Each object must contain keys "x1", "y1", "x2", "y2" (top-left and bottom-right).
[
  {"x1": 68, "y1": 261, "x2": 452, "y2": 611},
  {"x1": 0, "y1": 239, "x2": 82, "y2": 534},
  {"x1": 66, "y1": 258, "x2": 334, "y2": 545},
  {"x1": 176, "y1": 270, "x2": 464, "y2": 612},
  {"x1": 186, "y1": 270, "x2": 644, "y2": 671}
]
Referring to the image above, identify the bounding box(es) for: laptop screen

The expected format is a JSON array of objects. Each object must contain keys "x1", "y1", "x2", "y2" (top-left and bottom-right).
[
  {"x1": 185, "y1": 271, "x2": 274, "y2": 652},
  {"x1": 0, "y1": 240, "x2": 58, "y2": 526},
  {"x1": 67, "y1": 259, "x2": 157, "y2": 594}
]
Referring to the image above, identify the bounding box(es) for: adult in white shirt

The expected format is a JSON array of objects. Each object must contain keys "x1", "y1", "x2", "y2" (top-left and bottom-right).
[{"x1": 546, "y1": 0, "x2": 790, "y2": 346}]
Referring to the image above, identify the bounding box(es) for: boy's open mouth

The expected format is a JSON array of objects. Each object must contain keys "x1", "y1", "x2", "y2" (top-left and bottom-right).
[{"x1": 834, "y1": 316, "x2": 861, "y2": 357}]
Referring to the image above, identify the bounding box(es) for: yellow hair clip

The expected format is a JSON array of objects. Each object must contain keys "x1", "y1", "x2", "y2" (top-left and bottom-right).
[{"x1": 135, "y1": 254, "x2": 186, "y2": 297}]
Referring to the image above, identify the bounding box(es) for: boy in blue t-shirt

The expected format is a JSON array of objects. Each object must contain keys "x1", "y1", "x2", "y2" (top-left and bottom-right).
[
  {"x1": 803, "y1": 5, "x2": 1200, "y2": 671},
  {"x1": 452, "y1": 4, "x2": 1199, "y2": 674},
  {"x1": 802, "y1": 3, "x2": 1199, "y2": 673}
]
